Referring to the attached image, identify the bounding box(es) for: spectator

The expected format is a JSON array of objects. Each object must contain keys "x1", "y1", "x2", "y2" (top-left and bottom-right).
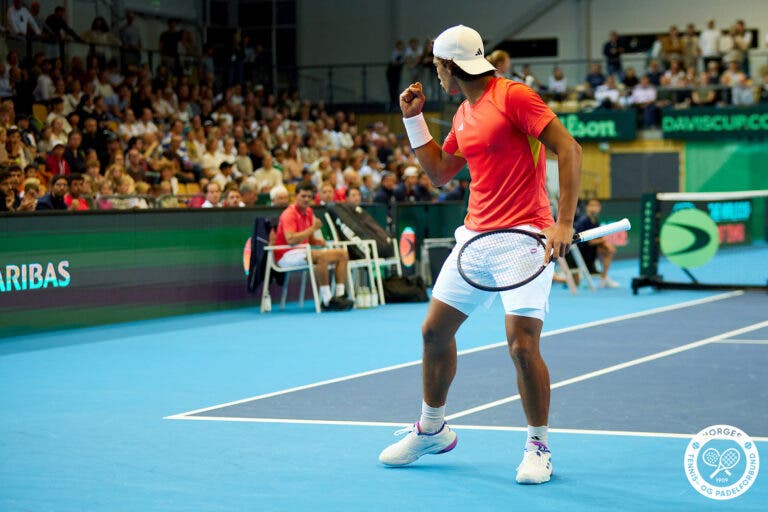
[
  {"x1": 82, "y1": 16, "x2": 121, "y2": 67},
  {"x1": 64, "y1": 173, "x2": 89, "y2": 210},
  {"x1": 574, "y1": 198, "x2": 619, "y2": 288},
  {"x1": 201, "y1": 181, "x2": 221, "y2": 208},
  {"x1": 720, "y1": 60, "x2": 743, "y2": 86},
  {"x1": 487, "y1": 50, "x2": 511, "y2": 78},
  {"x1": 119, "y1": 11, "x2": 142, "y2": 68},
  {"x1": 386, "y1": 40, "x2": 406, "y2": 109},
  {"x1": 585, "y1": 62, "x2": 606, "y2": 94},
  {"x1": 45, "y1": 142, "x2": 70, "y2": 176},
  {"x1": 731, "y1": 73, "x2": 755, "y2": 106},
  {"x1": 373, "y1": 171, "x2": 396, "y2": 204},
  {"x1": 7, "y1": 0, "x2": 42, "y2": 38},
  {"x1": 680, "y1": 23, "x2": 700, "y2": 70},
  {"x1": 730, "y1": 20, "x2": 753, "y2": 77},
  {"x1": 36, "y1": 174, "x2": 68, "y2": 210},
  {"x1": 7, "y1": 126, "x2": 32, "y2": 169},
  {"x1": 48, "y1": 117, "x2": 68, "y2": 147},
  {"x1": 622, "y1": 66, "x2": 639, "y2": 89},
  {"x1": 661, "y1": 60, "x2": 686, "y2": 87},
  {"x1": 760, "y1": 70, "x2": 768, "y2": 103},
  {"x1": 603, "y1": 31, "x2": 624, "y2": 77},
  {"x1": 646, "y1": 60, "x2": 664, "y2": 86},
  {"x1": 96, "y1": 180, "x2": 114, "y2": 209},
  {"x1": 0, "y1": 127, "x2": 9, "y2": 165},
  {"x1": 159, "y1": 19, "x2": 181, "y2": 72},
  {"x1": 346, "y1": 185, "x2": 362, "y2": 207},
  {"x1": 211, "y1": 161, "x2": 236, "y2": 190},
  {"x1": 594, "y1": 75, "x2": 621, "y2": 108},
  {"x1": 691, "y1": 72, "x2": 718, "y2": 106},
  {"x1": 251, "y1": 153, "x2": 284, "y2": 193},
  {"x1": 33, "y1": 59, "x2": 54, "y2": 102},
  {"x1": 44, "y1": 6, "x2": 83, "y2": 43},
  {"x1": 699, "y1": 19, "x2": 722, "y2": 70},
  {"x1": 393, "y1": 166, "x2": 422, "y2": 202},
  {"x1": 223, "y1": 188, "x2": 243, "y2": 208},
  {"x1": 17, "y1": 178, "x2": 40, "y2": 211},
  {"x1": 63, "y1": 130, "x2": 85, "y2": 175},
  {"x1": 660, "y1": 25, "x2": 684, "y2": 66},
  {"x1": 404, "y1": 37, "x2": 423, "y2": 85},
  {"x1": 269, "y1": 184, "x2": 290, "y2": 207},
  {"x1": 547, "y1": 67, "x2": 568, "y2": 101},
  {"x1": 272, "y1": 182, "x2": 354, "y2": 311},
  {"x1": 630, "y1": 75, "x2": 659, "y2": 128},
  {"x1": 239, "y1": 180, "x2": 258, "y2": 207}
]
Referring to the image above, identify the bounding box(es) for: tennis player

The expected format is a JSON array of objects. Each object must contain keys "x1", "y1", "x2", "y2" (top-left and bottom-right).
[{"x1": 378, "y1": 25, "x2": 581, "y2": 484}]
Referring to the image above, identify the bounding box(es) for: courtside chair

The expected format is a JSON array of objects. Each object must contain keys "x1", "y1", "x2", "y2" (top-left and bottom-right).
[
  {"x1": 322, "y1": 213, "x2": 380, "y2": 305},
  {"x1": 261, "y1": 243, "x2": 322, "y2": 313}
]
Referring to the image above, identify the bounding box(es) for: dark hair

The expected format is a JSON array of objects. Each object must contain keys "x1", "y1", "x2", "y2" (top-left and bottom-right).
[
  {"x1": 0, "y1": 170, "x2": 10, "y2": 182},
  {"x1": 7, "y1": 164, "x2": 22, "y2": 174},
  {"x1": 51, "y1": 174, "x2": 68, "y2": 187},
  {"x1": 69, "y1": 173, "x2": 84, "y2": 185},
  {"x1": 437, "y1": 58, "x2": 495, "y2": 82},
  {"x1": 296, "y1": 182, "x2": 316, "y2": 195}
]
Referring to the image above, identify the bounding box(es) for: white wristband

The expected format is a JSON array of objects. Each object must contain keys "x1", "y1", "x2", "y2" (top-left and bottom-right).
[{"x1": 403, "y1": 113, "x2": 433, "y2": 149}]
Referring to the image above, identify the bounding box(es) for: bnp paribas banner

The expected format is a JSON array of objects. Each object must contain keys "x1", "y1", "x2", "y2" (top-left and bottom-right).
[
  {"x1": 558, "y1": 110, "x2": 637, "y2": 141},
  {"x1": 662, "y1": 105, "x2": 768, "y2": 140}
]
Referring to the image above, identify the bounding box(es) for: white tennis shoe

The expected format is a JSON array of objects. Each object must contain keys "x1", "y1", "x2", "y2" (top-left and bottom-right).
[
  {"x1": 379, "y1": 422, "x2": 458, "y2": 466},
  {"x1": 599, "y1": 277, "x2": 620, "y2": 288},
  {"x1": 516, "y1": 443, "x2": 553, "y2": 484}
]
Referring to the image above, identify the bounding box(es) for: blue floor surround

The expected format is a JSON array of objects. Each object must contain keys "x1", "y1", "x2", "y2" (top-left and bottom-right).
[{"x1": 1, "y1": 260, "x2": 766, "y2": 511}]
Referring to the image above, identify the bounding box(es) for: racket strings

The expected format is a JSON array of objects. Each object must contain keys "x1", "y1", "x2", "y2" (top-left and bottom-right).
[{"x1": 459, "y1": 232, "x2": 544, "y2": 290}]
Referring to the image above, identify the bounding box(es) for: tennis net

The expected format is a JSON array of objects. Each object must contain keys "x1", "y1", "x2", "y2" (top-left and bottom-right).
[{"x1": 632, "y1": 190, "x2": 768, "y2": 293}]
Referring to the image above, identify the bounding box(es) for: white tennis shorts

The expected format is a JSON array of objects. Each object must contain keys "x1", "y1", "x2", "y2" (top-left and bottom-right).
[
  {"x1": 431, "y1": 225, "x2": 554, "y2": 320},
  {"x1": 277, "y1": 248, "x2": 308, "y2": 268}
]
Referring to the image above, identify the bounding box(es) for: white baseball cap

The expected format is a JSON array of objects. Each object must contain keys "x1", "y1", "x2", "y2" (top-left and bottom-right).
[{"x1": 433, "y1": 25, "x2": 496, "y2": 75}]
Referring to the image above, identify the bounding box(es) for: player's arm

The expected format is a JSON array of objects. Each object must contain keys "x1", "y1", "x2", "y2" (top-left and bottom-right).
[
  {"x1": 538, "y1": 117, "x2": 582, "y2": 262},
  {"x1": 400, "y1": 83, "x2": 466, "y2": 186},
  {"x1": 284, "y1": 217, "x2": 323, "y2": 245}
]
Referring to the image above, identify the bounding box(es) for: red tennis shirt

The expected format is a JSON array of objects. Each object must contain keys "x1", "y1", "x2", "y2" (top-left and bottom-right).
[
  {"x1": 274, "y1": 203, "x2": 315, "y2": 262},
  {"x1": 443, "y1": 77, "x2": 556, "y2": 231}
]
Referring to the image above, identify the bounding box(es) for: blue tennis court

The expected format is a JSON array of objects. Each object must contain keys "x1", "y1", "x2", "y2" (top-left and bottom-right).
[{"x1": 1, "y1": 260, "x2": 766, "y2": 512}]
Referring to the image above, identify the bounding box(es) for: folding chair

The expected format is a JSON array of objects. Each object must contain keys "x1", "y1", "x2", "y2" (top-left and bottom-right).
[
  {"x1": 261, "y1": 244, "x2": 321, "y2": 313},
  {"x1": 558, "y1": 244, "x2": 596, "y2": 293},
  {"x1": 323, "y1": 212, "x2": 381, "y2": 305}
]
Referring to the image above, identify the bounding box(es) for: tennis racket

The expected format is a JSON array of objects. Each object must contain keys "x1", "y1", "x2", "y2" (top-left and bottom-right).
[
  {"x1": 457, "y1": 218, "x2": 631, "y2": 291},
  {"x1": 702, "y1": 447, "x2": 740, "y2": 478}
]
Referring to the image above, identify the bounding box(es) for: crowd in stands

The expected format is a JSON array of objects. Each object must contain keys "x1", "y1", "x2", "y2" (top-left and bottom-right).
[
  {"x1": 487, "y1": 19, "x2": 768, "y2": 128},
  {"x1": 1, "y1": 5, "x2": 465, "y2": 213},
  {"x1": 3, "y1": 7, "x2": 768, "y2": 214}
]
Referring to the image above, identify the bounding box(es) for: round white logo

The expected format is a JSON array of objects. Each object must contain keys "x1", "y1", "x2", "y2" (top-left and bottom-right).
[{"x1": 684, "y1": 424, "x2": 760, "y2": 500}]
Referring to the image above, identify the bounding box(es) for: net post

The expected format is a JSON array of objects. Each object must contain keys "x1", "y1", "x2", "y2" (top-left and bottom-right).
[{"x1": 632, "y1": 193, "x2": 662, "y2": 295}]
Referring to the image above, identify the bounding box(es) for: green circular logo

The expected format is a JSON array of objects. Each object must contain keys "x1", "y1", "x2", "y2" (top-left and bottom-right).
[{"x1": 660, "y1": 208, "x2": 719, "y2": 268}]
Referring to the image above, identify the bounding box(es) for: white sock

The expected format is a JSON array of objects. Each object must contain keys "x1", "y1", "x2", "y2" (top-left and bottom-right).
[
  {"x1": 525, "y1": 425, "x2": 549, "y2": 451},
  {"x1": 419, "y1": 401, "x2": 445, "y2": 433},
  {"x1": 335, "y1": 283, "x2": 345, "y2": 297},
  {"x1": 320, "y1": 285, "x2": 332, "y2": 305}
]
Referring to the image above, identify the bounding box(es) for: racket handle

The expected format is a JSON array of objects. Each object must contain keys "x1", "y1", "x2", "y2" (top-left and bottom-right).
[{"x1": 573, "y1": 218, "x2": 631, "y2": 243}]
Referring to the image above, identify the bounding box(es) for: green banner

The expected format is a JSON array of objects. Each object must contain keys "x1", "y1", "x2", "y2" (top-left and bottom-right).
[
  {"x1": 662, "y1": 105, "x2": 768, "y2": 140},
  {"x1": 559, "y1": 110, "x2": 637, "y2": 141}
]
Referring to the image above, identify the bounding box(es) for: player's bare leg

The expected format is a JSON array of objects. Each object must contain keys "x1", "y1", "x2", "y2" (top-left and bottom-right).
[
  {"x1": 506, "y1": 314, "x2": 553, "y2": 484},
  {"x1": 379, "y1": 299, "x2": 465, "y2": 466}
]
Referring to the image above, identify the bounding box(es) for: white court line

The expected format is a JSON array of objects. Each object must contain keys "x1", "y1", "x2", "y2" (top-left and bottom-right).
[
  {"x1": 445, "y1": 319, "x2": 768, "y2": 421},
  {"x1": 165, "y1": 290, "x2": 742, "y2": 419},
  {"x1": 166, "y1": 415, "x2": 768, "y2": 442},
  {"x1": 715, "y1": 339, "x2": 768, "y2": 345}
]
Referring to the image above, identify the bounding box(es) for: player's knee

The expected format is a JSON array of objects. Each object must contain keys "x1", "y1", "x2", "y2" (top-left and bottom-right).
[
  {"x1": 508, "y1": 337, "x2": 538, "y2": 364},
  {"x1": 422, "y1": 321, "x2": 448, "y2": 351}
]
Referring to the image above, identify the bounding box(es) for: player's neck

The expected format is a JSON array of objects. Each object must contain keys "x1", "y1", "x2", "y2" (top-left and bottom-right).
[{"x1": 459, "y1": 76, "x2": 494, "y2": 104}]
